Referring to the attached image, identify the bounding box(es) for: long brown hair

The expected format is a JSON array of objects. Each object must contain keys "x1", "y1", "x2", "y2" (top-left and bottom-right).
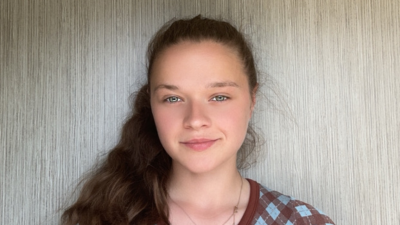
[{"x1": 61, "y1": 15, "x2": 259, "y2": 225}]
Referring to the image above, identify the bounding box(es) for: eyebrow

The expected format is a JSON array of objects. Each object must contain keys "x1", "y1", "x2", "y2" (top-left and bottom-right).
[
  {"x1": 153, "y1": 81, "x2": 239, "y2": 93},
  {"x1": 153, "y1": 84, "x2": 178, "y2": 93},
  {"x1": 206, "y1": 81, "x2": 239, "y2": 88}
]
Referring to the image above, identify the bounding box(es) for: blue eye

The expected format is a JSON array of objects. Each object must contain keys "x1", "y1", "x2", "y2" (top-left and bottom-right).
[
  {"x1": 211, "y1": 95, "x2": 228, "y2": 101},
  {"x1": 165, "y1": 96, "x2": 181, "y2": 103}
]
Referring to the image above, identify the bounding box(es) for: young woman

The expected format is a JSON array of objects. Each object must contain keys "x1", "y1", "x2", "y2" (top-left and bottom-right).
[{"x1": 62, "y1": 15, "x2": 335, "y2": 225}]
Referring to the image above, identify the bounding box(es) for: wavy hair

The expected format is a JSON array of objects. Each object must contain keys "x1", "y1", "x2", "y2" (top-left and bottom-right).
[{"x1": 61, "y1": 15, "x2": 259, "y2": 225}]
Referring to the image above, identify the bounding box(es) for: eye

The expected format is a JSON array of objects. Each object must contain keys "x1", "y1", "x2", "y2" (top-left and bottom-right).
[
  {"x1": 211, "y1": 95, "x2": 228, "y2": 102},
  {"x1": 165, "y1": 96, "x2": 182, "y2": 103}
]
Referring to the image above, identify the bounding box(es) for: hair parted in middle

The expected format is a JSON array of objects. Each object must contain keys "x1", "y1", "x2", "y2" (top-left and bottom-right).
[{"x1": 61, "y1": 14, "x2": 259, "y2": 225}]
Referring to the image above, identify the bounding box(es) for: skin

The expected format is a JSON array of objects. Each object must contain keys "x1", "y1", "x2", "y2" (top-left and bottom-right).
[{"x1": 150, "y1": 40, "x2": 256, "y2": 224}]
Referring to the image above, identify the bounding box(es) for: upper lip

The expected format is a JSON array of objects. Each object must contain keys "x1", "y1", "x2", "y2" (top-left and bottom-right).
[{"x1": 181, "y1": 138, "x2": 218, "y2": 144}]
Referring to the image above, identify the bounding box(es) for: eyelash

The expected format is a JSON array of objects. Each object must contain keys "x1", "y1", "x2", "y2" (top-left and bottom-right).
[
  {"x1": 163, "y1": 95, "x2": 229, "y2": 103},
  {"x1": 164, "y1": 96, "x2": 182, "y2": 103},
  {"x1": 211, "y1": 95, "x2": 229, "y2": 102}
]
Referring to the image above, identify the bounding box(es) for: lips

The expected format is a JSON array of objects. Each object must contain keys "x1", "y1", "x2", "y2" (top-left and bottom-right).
[{"x1": 180, "y1": 138, "x2": 218, "y2": 151}]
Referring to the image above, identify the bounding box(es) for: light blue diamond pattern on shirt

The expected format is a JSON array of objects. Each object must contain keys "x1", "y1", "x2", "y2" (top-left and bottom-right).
[
  {"x1": 259, "y1": 190, "x2": 264, "y2": 198},
  {"x1": 255, "y1": 216, "x2": 268, "y2": 225},
  {"x1": 285, "y1": 221, "x2": 294, "y2": 225},
  {"x1": 277, "y1": 194, "x2": 290, "y2": 205},
  {"x1": 317, "y1": 208, "x2": 326, "y2": 215},
  {"x1": 295, "y1": 205, "x2": 312, "y2": 217},
  {"x1": 266, "y1": 202, "x2": 280, "y2": 220}
]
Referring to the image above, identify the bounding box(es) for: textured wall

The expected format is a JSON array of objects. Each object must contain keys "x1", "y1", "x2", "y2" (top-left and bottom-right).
[{"x1": 1, "y1": 0, "x2": 399, "y2": 224}]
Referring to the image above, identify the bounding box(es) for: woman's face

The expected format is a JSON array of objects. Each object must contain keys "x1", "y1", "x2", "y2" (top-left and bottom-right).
[{"x1": 150, "y1": 41, "x2": 256, "y2": 174}]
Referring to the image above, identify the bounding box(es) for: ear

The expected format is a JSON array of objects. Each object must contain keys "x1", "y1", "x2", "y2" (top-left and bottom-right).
[
  {"x1": 250, "y1": 83, "x2": 258, "y2": 115},
  {"x1": 146, "y1": 85, "x2": 152, "y2": 99}
]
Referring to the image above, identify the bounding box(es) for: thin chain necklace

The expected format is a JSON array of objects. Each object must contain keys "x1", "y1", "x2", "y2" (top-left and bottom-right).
[{"x1": 170, "y1": 177, "x2": 244, "y2": 225}]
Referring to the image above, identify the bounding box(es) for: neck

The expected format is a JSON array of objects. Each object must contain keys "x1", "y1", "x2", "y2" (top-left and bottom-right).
[
  {"x1": 167, "y1": 162, "x2": 251, "y2": 225},
  {"x1": 168, "y1": 163, "x2": 243, "y2": 211}
]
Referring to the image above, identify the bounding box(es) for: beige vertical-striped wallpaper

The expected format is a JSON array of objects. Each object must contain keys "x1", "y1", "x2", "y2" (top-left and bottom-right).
[{"x1": 1, "y1": 0, "x2": 399, "y2": 224}]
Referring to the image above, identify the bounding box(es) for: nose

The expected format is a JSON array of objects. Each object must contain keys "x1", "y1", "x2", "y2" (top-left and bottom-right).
[{"x1": 183, "y1": 100, "x2": 211, "y2": 130}]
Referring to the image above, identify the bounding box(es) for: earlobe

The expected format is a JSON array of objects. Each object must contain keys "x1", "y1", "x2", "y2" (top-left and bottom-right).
[
  {"x1": 250, "y1": 83, "x2": 258, "y2": 112},
  {"x1": 250, "y1": 101, "x2": 256, "y2": 119}
]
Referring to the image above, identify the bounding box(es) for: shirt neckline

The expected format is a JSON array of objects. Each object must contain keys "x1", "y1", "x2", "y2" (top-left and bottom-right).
[{"x1": 238, "y1": 178, "x2": 259, "y2": 225}]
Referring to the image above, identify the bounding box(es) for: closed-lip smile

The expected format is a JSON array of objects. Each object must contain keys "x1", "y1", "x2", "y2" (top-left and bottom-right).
[{"x1": 180, "y1": 138, "x2": 218, "y2": 151}]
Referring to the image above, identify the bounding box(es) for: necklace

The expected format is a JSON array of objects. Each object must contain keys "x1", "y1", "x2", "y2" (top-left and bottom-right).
[{"x1": 170, "y1": 177, "x2": 244, "y2": 225}]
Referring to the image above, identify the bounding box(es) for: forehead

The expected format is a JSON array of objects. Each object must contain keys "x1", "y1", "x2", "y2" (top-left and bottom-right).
[{"x1": 150, "y1": 40, "x2": 248, "y2": 89}]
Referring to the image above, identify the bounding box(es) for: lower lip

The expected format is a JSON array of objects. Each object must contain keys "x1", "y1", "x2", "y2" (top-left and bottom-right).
[{"x1": 182, "y1": 140, "x2": 217, "y2": 151}]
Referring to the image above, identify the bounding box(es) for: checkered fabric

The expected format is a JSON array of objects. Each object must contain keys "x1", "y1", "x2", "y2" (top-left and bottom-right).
[{"x1": 250, "y1": 184, "x2": 335, "y2": 225}]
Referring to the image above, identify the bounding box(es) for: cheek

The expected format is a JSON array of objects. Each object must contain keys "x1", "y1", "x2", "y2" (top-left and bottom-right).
[
  {"x1": 151, "y1": 104, "x2": 183, "y2": 144},
  {"x1": 153, "y1": 108, "x2": 173, "y2": 128},
  {"x1": 214, "y1": 102, "x2": 251, "y2": 134}
]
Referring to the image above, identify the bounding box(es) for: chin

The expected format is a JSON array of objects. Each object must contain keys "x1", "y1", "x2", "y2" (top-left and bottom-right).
[
  {"x1": 184, "y1": 163, "x2": 216, "y2": 174},
  {"x1": 178, "y1": 158, "x2": 236, "y2": 175}
]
